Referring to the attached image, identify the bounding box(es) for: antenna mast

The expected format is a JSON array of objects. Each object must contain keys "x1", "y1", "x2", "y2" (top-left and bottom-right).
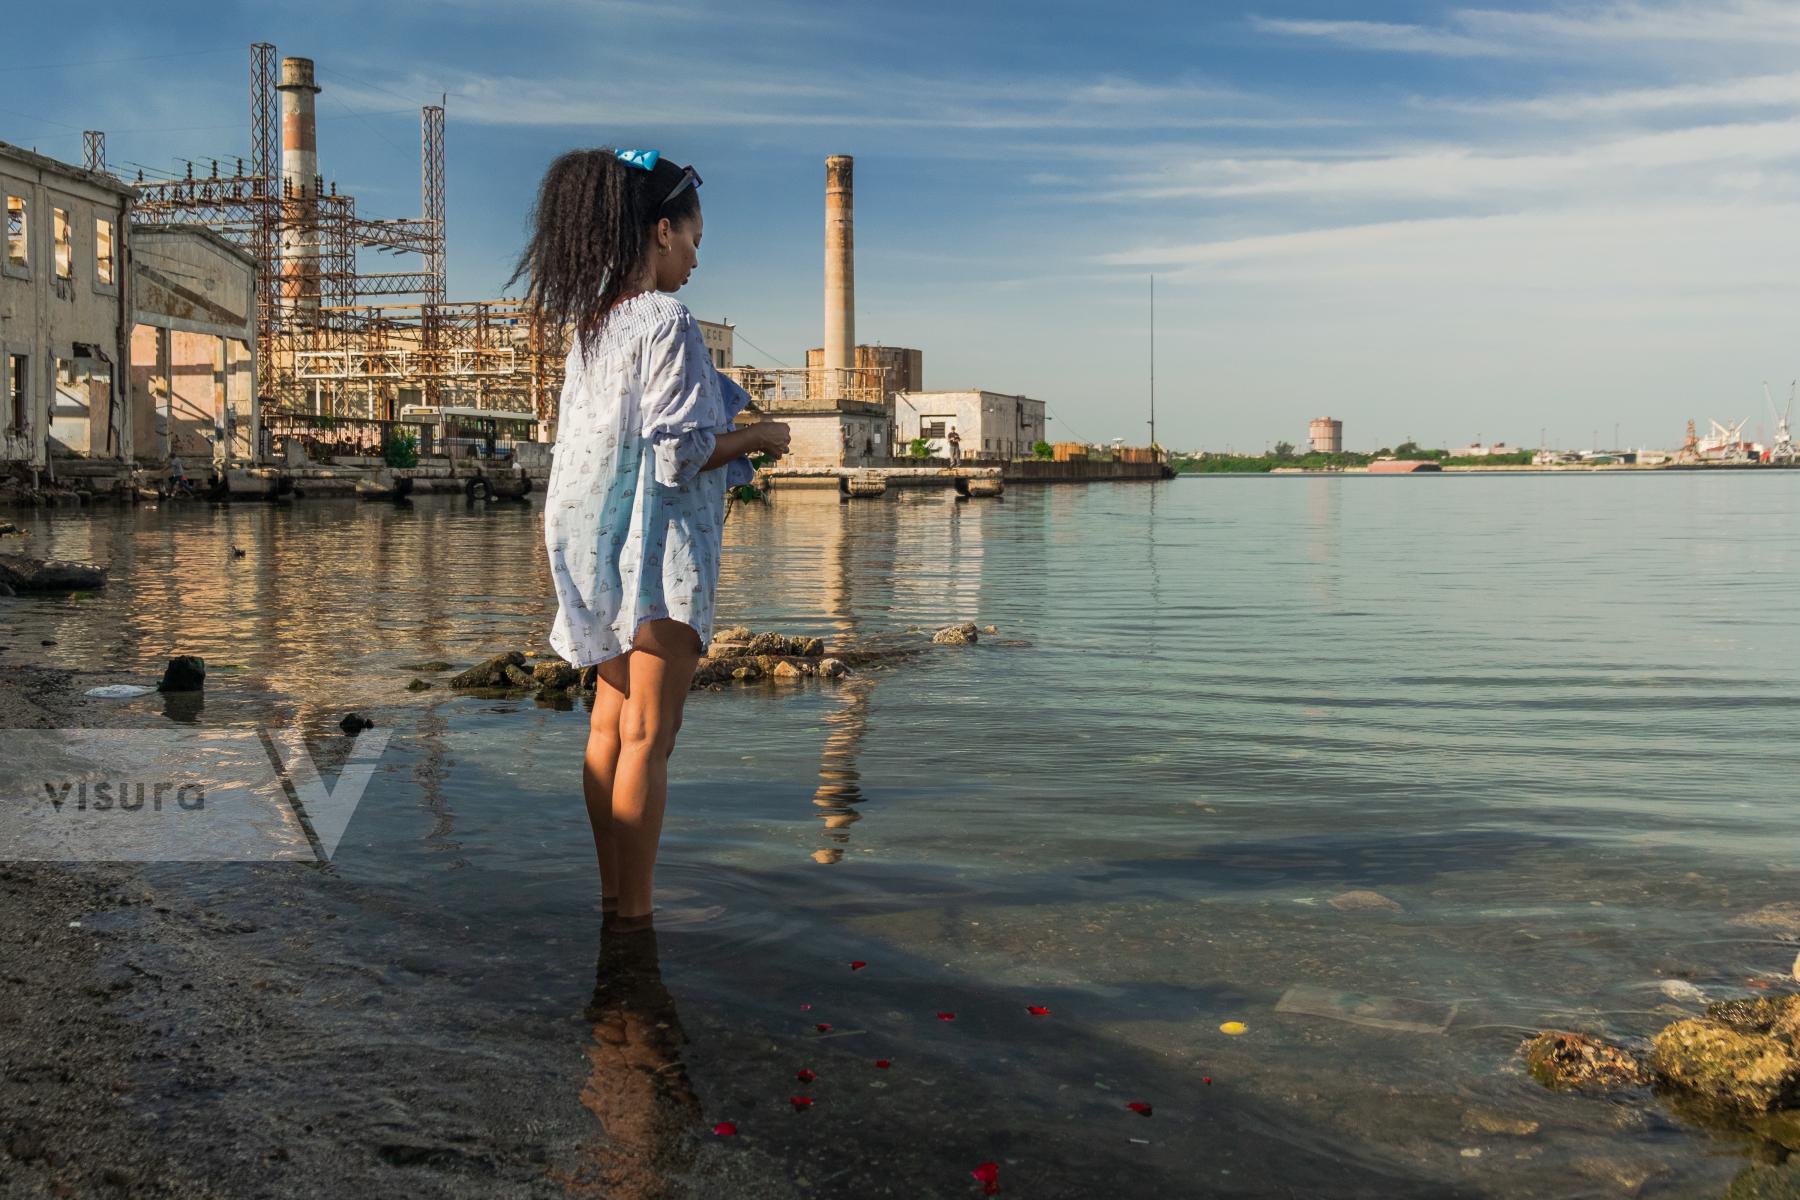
[{"x1": 1149, "y1": 274, "x2": 1156, "y2": 453}]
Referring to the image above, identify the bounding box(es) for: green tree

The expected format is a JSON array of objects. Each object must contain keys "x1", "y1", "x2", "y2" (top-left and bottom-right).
[
  {"x1": 1033, "y1": 440, "x2": 1053, "y2": 460},
  {"x1": 908, "y1": 436, "x2": 935, "y2": 460},
  {"x1": 1273, "y1": 440, "x2": 1297, "y2": 460}
]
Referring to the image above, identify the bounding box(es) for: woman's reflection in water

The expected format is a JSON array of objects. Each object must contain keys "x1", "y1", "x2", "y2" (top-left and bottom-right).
[{"x1": 559, "y1": 928, "x2": 699, "y2": 1198}]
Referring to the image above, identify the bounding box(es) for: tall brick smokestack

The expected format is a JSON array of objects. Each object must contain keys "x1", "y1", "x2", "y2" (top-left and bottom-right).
[
  {"x1": 277, "y1": 56, "x2": 321, "y2": 318},
  {"x1": 824, "y1": 155, "x2": 854, "y2": 401}
]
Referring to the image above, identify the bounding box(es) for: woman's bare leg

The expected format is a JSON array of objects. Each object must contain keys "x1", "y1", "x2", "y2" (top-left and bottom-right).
[
  {"x1": 608, "y1": 619, "x2": 699, "y2": 928},
  {"x1": 583, "y1": 665, "x2": 628, "y2": 911}
]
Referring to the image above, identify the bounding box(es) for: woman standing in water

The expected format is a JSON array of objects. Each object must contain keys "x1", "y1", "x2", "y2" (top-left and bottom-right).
[{"x1": 514, "y1": 148, "x2": 790, "y2": 931}]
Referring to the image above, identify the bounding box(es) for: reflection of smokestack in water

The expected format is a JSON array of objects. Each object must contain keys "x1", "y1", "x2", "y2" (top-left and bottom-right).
[
  {"x1": 824, "y1": 155, "x2": 854, "y2": 402},
  {"x1": 277, "y1": 56, "x2": 321, "y2": 318}
]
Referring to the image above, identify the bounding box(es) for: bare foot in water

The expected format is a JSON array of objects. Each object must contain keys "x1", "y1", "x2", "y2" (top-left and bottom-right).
[{"x1": 605, "y1": 910, "x2": 655, "y2": 933}]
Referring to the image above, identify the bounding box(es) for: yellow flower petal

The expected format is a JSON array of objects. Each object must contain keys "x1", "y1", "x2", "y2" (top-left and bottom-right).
[{"x1": 1219, "y1": 1021, "x2": 1248, "y2": 1036}]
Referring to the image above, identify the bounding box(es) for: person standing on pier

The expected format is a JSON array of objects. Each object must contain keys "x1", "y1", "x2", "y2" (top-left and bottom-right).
[
  {"x1": 947, "y1": 428, "x2": 963, "y2": 467},
  {"x1": 514, "y1": 147, "x2": 790, "y2": 932}
]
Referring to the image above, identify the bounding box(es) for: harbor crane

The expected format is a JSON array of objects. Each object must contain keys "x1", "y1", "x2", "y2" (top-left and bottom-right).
[{"x1": 1764, "y1": 379, "x2": 1798, "y2": 464}]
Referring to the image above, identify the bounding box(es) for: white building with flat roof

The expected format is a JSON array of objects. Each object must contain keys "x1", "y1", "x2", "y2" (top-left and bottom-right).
[{"x1": 895, "y1": 389, "x2": 1045, "y2": 460}]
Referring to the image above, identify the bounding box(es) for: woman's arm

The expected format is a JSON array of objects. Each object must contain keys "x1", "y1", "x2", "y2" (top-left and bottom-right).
[{"x1": 704, "y1": 423, "x2": 790, "y2": 471}]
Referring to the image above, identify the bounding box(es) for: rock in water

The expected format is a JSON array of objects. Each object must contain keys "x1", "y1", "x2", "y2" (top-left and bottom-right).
[
  {"x1": 818, "y1": 658, "x2": 849, "y2": 679},
  {"x1": 0, "y1": 554, "x2": 107, "y2": 593},
  {"x1": 339, "y1": 713, "x2": 374, "y2": 734},
  {"x1": 1521, "y1": 1031, "x2": 1651, "y2": 1092},
  {"x1": 933, "y1": 623, "x2": 979, "y2": 645},
  {"x1": 156, "y1": 655, "x2": 206, "y2": 693},
  {"x1": 772, "y1": 660, "x2": 804, "y2": 681},
  {"x1": 746, "y1": 631, "x2": 791, "y2": 656},
  {"x1": 531, "y1": 661, "x2": 578, "y2": 690},
  {"x1": 1651, "y1": 1018, "x2": 1800, "y2": 1111},
  {"x1": 1329, "y1": 890, "x2": 1403, "y2": 913},
  {"x1": 449, "y1": 651, "x2": 524, "y2": 689},
  {"x1": 405, "y1": 678, "x2": 433, "y2": 692},
  {"x1": 503, "y1": 664, "x2": 537, "y2": 689},
  {"x1": 794, "y1": 636, "x2": 825, "y2": 658}
]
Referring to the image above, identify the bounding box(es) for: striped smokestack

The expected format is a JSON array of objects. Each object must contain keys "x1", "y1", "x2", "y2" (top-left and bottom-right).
[
  {"x1": 824, "y1": 155, "x2": 854, "y2": 401},
  {"x1": 277, "y1": 56, "x2": 321, "y2": 317}
]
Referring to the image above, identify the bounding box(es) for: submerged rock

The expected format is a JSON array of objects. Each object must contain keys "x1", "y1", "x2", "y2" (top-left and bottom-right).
[
  {"x1": 818, "y1": 658, "x2": 848, "y2": 679},
  {"x1": 1722, "y1": 1160, "x2": 1800, "y2": 1200},
  {"x1": 1650, "y1": 1018, "x2": 1800, "y2": 1111},
  {"x1": 156, "y1": 655, "x2": 206, "y2": 694},
  {"x1": 1329, "y1": 889, "x2": 1403, "y2": 913},
  {"x1": 405, "y1": 678, "x2": 433, "y2": 692},
  {"x1": 339, "y1": 712, "x2": 374, "y2": 734},
  {"x1": 450, "y1": 651, "x2": 524, "y2": 689},
  {"x1": 1521, "y1": 1031, "x2": 1651, "y2": 1092},
  {"x1": 933, "y1": 623, "x2": 979, "y2": 645},
  {"x1": 1460, "y1": 1108, "x2": 1539, "y2": 1137},
  {"x1": 1734, "y1": 904, "x2": 1800, "y2": 937},
  {"x1": 401, "y1": 660, "x2": 454, "y2": 673}
]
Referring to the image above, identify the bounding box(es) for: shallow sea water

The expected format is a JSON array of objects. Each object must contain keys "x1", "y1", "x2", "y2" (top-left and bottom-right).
[{"x1": 6, "y1": 474, "x2": 1800, "y2": 1197}]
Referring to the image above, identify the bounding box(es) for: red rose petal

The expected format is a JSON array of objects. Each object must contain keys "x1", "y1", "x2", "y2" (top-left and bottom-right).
[
  {"x1": 1202, "y1": 1077, "x2": 1213, "y2": 1085},
  {"x1": 971, "y1": 1161, "x2": 1000, "y2": 1194},
  {"x1": 874, "y1": 1059, "x2": 891, "y2": 1069},
  {"x1": 850, "y1": 961, "x2": 867, "y2": 970},
  {"x1": 815, "y1": 1023, "x2": 833, "y2": 1033},
  {"x1": 1027, "y1": 1006, "x2": 1050, "y2": 1016},
  {"x1": 1128, "y1": 1101, "x2": 1153, "y2": 1117},
  {"x1": 712, "y1": 1121, "x2": 737, "y2": 1136},
  {"x1": 789, "y1": 1095, "x2": 813, "y2": 1111},
  {"x1": 800, "y1": 1003, "x2": 813, "y2": 1010},
  {"x1": 936, "y1": 1011, "x2": 956, "y2": 1021},
  {"x1": 796, "y1": 1068, "x2": 816, "y2": 1083}
]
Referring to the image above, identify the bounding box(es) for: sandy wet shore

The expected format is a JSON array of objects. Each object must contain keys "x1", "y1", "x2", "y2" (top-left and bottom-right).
[{"x1": 0, "y1": 667, "x2": 809, "y2": 1200}]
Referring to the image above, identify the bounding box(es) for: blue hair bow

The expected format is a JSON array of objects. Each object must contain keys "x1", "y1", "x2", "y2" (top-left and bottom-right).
[{"x1": 614, "y1": 148, "x2": 660, "y2": 171}]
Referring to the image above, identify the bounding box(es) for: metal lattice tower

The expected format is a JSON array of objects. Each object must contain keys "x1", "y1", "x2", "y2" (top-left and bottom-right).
[
  {"x1": 82, "y1": 131, "x2": 105, "y2": 173},
  {"x1": 127, "y1": 42, "x2": 566, "y2": 421},
  {"x1": 422, "y1": 103, "x2": 445, "y2": 306},
  {"x1": 250, "y1": 42, "x2": 279, "y2": 386}
]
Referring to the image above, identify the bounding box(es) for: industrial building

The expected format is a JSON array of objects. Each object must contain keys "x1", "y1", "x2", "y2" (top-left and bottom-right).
[
  {"x1": 2, "y1": 141, "x2": 134, "y2": 469},
  {"x1": 1309, "y1": 417, "x2": 1343, "y2": 454},
  {"x1": 895, "y1": 390, "x2": 1045, "y2": 461}
]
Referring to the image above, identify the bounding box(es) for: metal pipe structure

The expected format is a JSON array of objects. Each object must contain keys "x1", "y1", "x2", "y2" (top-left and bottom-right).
[
  {"x1": 277, "y1": 56, "x2": 321, "y2": 319},
  {"x1": 824, "y1": 155, "x2": 854, "y2": 404}
]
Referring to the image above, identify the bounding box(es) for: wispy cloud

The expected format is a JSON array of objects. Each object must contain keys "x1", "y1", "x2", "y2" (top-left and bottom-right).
[
  {"x1": 333, "y1": 67, "x2": 1312, "y2": 133},
  {"x1": 1446, "y1": 70, "x2": 1800, "y2": 118},
  {"x1": 1081, "y1": 118, "x2": 1800, "y2": 203},
  {"x1": 1247, "y1": 15, "x2": 1508, "y2": 57}
]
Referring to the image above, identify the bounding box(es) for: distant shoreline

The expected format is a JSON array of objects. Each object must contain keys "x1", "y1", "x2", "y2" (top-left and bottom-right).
[{"x1": 1177, "y1": 463, "x2": 1800, "y2": 476}]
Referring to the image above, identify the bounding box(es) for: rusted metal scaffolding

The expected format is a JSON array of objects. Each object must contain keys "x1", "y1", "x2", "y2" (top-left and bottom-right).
[{"x1": 121, "y1": 42, "x2": 565, "y2": 424}]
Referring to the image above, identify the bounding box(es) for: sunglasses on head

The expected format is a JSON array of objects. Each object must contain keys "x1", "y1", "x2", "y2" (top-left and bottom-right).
[
  {"x1": 661, "y1": 166, "x2": 702, "y2": 208},
  {"x1": 610, "y1": 149, "x2": 701, "y2": 207}
]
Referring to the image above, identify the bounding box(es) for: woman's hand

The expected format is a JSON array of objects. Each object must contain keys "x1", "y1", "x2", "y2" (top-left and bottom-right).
[{"x1": 755, "y1": 422, "x2": 792, "y2": 459}]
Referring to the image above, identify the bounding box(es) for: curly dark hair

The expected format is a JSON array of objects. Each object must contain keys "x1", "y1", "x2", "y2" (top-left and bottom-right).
[{"x1": 508, "y1": 148, "x2": 702, "y2": 355}]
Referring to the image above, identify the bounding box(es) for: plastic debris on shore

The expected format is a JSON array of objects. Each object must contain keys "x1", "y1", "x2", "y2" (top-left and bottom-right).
[
  {"x1": 84, "y1": 684, "x2": 155, "y2": 699},
  {"x1": 1274, "y1": 985, "x2": 1458, "y2": 1034}
]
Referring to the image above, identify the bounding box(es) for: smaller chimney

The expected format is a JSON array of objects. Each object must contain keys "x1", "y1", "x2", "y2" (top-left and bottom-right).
[{"x1": 824, "y1": 156, "x2": 855, "y2": 401}]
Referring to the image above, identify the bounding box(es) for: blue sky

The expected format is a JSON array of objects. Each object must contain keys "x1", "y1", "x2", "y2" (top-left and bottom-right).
[{"x1": 8, "y1": 1, "x2": 1800, "y2": 451}]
